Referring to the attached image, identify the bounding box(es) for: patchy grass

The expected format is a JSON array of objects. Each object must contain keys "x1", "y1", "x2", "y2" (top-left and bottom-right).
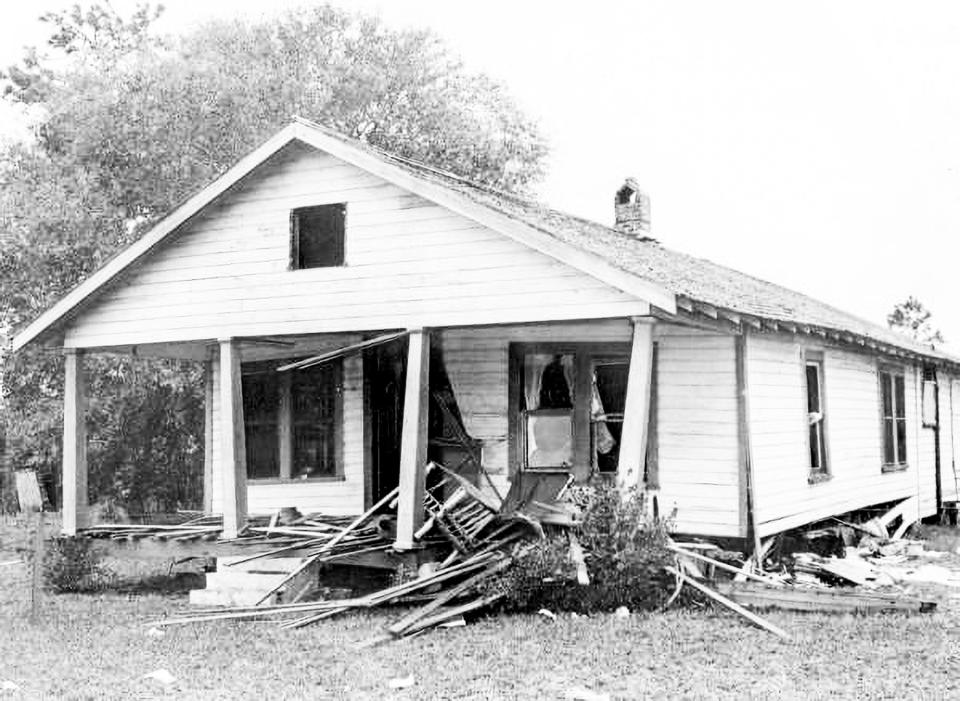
[{"x1": 1, "y1": 518, "x2": 959, "y2": 699}]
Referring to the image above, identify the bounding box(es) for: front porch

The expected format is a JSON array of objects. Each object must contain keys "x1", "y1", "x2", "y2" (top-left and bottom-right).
[{"x1": 59, "y1": 317, "x2": 658, "y2": 548}]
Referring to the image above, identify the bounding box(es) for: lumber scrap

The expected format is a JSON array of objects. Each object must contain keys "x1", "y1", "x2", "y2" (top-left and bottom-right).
[
  {"x1": 666, "y1": 566, "x2": 789, "y2": 639},
  {"x1": 878, "y1": 496, "x2": 920, "y2": 538},
  {"x1": 717, "y1": 581, "x2": 936, "y2": 614},
  {"x1": 667, "y1": 545, "x2": 783, "y2": 586},
  {"x1": 250, "y1": 480, "x2": 408, "y2": 605},
  {"x1": 387, "y1": 557, "x2": 513, "y2": 637}
]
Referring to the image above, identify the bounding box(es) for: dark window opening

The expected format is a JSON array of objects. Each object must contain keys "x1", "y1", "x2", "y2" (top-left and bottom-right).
[
  {"x1": 880, "y1": 368, "x2": 908, "y2": 469},
  {"x1": 593, "y1": 361, "x2": 629, "y2": 473},
  {"x1": 805, "y1": 359, "x2": 828, "y2": 477},
  {"x1": 922, "y1": 365, "x2": 938, "y2": 427},
  {"x1": 291, "y1": 203, "x2": 345, "y2": 269},
  {"x1": 242, "y1": 359, "x2": 342, "y2": 480},
  {"x1": 242, "y1": 372, "x2": 280, "y2": 479}
]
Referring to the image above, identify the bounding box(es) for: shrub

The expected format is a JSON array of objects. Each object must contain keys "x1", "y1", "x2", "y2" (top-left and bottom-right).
[
  {"x1": 490, "y1": 484, "x2": 677, "y2": 613},
  {"x1": 42, "y1": 536, "x2": 112, "y2": 593}
]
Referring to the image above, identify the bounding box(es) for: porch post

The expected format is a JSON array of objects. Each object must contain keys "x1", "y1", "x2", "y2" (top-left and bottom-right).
[
  {"x1": 202, "y1": 354, "x2": 214, "y2": 514},
  {"x1": 617, "y1": 317, "x2": 655, "y2": 490},
  {"x1": 394, "y1": 328, "x2": 430, "y2": 550},
  {"x1": 218, "y1": 338, "x2": 247, "y2": 538},
  {"x1": 62, "y1": 348, "x2": 88, "y2": 535}
]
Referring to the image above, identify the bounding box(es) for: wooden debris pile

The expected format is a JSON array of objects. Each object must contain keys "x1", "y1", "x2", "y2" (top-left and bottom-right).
[
  {"x1": 151, "y1": 463, "x2": 572, "y2": 641},
  {"x1": 665, "y1": 497, "x2": 948, "y2": 638}
]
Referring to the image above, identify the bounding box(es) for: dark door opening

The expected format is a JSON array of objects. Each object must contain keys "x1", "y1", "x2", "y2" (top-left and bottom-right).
[{"x1": 364, "y1": 338, "x2": 407, "y2": 504}]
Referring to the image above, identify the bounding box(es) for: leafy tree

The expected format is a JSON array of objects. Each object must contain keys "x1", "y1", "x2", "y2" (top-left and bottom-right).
[
  {"x1": 0, "y1": 3, "x2": 548, "y2": 513},
  {"x1": 887, "y1": 296, "x2": 945, "y2": 347}
]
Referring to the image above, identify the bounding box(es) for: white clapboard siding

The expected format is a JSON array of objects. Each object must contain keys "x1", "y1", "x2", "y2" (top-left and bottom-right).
[
  {"x1": 747, "y1": 334, "x2": 934, "y2": 537},
  {"x1": 654, "y1": 326, "x2": 741, "y2": 537},
  {"x1": 63, "y1": 143, "x2": 648, "y2": 348},
  {"x1": 209, "y1": 348, "x2": 365, "y2": 517}
]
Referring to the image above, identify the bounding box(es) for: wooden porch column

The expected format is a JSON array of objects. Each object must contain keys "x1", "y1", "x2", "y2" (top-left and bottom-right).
[
  {"x1": 394, "y1": 329, "x2": 430, "y2": 550},
  {"x1": 202, "y1": 355, "x2": 214, "y2": 514},
  {"x1": 617, "y1": 317, "x2": 655, "y2": 490},
  {"x1": 62, "y1": 348, "x2": 88, "y2": 535},
  {"x1": 218, "y1": 338, "x2": 247, "y2": 538}
]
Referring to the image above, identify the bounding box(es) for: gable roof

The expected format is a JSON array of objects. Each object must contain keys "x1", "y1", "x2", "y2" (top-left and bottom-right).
[
  {"x1": 11, "y1": 117, "x2": 955, "y2": 368},
  {"x1": 11, "y1": 117, "x2": 675, "y2": 351}
]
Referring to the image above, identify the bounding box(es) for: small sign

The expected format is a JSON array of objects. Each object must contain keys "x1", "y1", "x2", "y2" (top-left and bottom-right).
[{"x1": 14, "y1": 470, "x2": 43, "y2": 512}]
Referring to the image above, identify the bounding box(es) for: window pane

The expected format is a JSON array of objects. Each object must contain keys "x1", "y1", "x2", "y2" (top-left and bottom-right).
[
  {"x1": 896, "y1": 419, "x2": 908, "y2": 464},
  {"x1": 883, "y1": 418, "x2": 895, "y2": 464},
  {"x1": 523, "y1": 353, "x2": 575, "y2": 411},
  {"x1": 806, "y1": 364, "x2": 821, "y2": 413},
  {"x1": 291, "y1": 362, "x2": 339, "y2": 478},
  {"x1": 894, "y1": 375, "x2": 906, "y2": 419},
  {"x1": 526, "y1": 412, "x2": 573, "y2": 467},
  {"x1": 809, "y1": 424, "x2": 821, "y2": 470},
  {"x1": 243, "y1": 372, "x2": 279, "y2": 478},
  {"x1": 243, "y1": 373, "x2": 278, "y2": 423},
  {"x1": 293, "y1": 424, "x2": 335, "y2": 478},
  {"x1": 880, "y1": 372, "x2": 892, "y2": 417},
  {"x1": 246, "y1": 425, "x2": 279, "y2": 479}
]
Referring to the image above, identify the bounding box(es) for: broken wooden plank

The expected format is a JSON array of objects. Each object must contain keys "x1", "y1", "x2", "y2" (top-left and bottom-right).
[
  {"x1": 717, "y1": 581, "x2": 936, "y2": 614},
  {"x1": 665, "y1": 566, "x2": 789, "y2": 639},
  {"x1": 667, "y1": 545, "x2": 783, "y2": 586},
  {"x1": 878, "y1": 496, "x2": 919, "y2": 532},
  {"x1": 251, "y1": 479, "x2": 412, "y2": 605},
  {"x1": 387, "y1": 557, "x2": 513, "y2": 636},
  {"x1": 400, "y1": 592, "x2": 504, "y2": 638},
  {"x1": 568, "y1": 533, "x2": 589, "y2": 585}
]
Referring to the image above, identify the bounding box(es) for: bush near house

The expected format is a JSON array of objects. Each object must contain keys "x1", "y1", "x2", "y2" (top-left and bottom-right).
[{"x1": 490, "y1": 486, "x2": 678, "y2": 613}]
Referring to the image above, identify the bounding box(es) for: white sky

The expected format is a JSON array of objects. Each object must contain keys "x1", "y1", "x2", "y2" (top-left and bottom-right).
[{"x1": 2, "y1": 1, "x2": 960, "y2": 346}]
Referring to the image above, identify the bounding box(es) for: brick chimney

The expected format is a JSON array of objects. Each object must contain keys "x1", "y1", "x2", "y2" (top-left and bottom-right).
[{"x1": 614, "y1": 178, "x2": 651, "y2": 235}]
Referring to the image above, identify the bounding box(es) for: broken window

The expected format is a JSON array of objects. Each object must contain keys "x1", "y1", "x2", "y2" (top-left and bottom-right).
[
  {"x1": 804, "y1": 353, "x2": 828, "y2": 478},
  {"x1": 242, "y1": 359, "x2": 342, "y2": 480},
  {"x1": 879, "y1": 366, "x2": 908, "y2": 469},
  {"x1": 592, "y1": 361, "x2": 629, "y2": 473},
  {"x1": 290, "y1": 203, "x2": 345, "y2": 269},
  {"x1": 512, "y1": 345, "x2": 641, "y2": 477},
  {"x1": 523, "y1": 354, "x2": 575, "y2": 468}
]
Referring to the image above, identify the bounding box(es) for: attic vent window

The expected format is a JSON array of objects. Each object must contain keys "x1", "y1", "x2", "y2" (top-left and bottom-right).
[{"x1": 291, "y1": 203, "x2": 345, "y2": 269}]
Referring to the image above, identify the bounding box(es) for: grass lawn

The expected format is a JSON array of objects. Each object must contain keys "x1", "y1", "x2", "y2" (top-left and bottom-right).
[{"x1": 1, "y1": 518, "x2": 959, "y2": 700}]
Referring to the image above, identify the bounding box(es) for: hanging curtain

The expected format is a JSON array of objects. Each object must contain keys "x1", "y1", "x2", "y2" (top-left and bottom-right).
[
  {"x1": 523, "y1": 354, "x2": 553, "y2": 411},
  {"x1": 591, "y1": 376, "x2": 616, "y2": 454},
  {"x1": 561, "y1": 355, "x2": 576, "y2": 401}
]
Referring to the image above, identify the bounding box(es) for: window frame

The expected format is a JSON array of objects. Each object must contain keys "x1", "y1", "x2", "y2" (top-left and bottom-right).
[
  {"x1": 289, "y1": 203, "x2": 346, "y2": 270},
  {"x1": 802, "y1": 350, "x2": 830, "y2": 483},
  {"x1": 507, "y1": 342, "x2": 632, "y2": 478},
  {"x1": 241, "y1": 358, "x2": 345, "y2": 484},
  {"x1": 878, "y1": 363, "x2": 909, "y2": 473}
]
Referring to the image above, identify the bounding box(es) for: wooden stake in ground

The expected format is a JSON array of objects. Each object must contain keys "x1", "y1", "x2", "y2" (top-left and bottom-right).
[{"x1": 30, "y1": 510, "x2": 44, "y2": 622}]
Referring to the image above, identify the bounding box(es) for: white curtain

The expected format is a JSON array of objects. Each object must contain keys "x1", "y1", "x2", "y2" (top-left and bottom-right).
[
  {"x1": 523, "y1": 353, "x2": 553, "y2": 410},
  {"x1": 591, "y1": 377, "x2": 616, "y2": 454}
]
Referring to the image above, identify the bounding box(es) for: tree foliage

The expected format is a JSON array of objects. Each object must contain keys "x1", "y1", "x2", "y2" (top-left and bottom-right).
[
  {"x1": 0, "y1": 2, "x2": 548, "y2": 512},
  {"x1": 887, "y1": 296, "x2": 945, "y2": 348}
]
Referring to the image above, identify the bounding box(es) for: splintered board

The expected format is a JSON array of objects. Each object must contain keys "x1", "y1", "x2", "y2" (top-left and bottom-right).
[{"x1": 716, "y1": 582, "x2": 936, "y2": 614}]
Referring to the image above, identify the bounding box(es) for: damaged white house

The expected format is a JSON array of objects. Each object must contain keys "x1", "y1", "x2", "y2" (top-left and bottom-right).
[{"x1": 11, "y1": 118, "x2": 960, "y2": 549}]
